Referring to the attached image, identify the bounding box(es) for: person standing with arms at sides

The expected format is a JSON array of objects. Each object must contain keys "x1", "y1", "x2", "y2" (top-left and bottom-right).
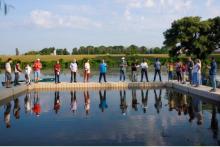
[
  {"x1": 99, "y1": 59, "x2": 107, "y2": 83},
  {"x1": 208, "y1": 57, "x2": 217, "y2": 92},
  {"x1": 167, "y1": 60, "x2": 174, "y2": 81},
  {"x1": 140, "y1": 59, "x2": 149, "y2": 82},
  {"x1": 131, "y1": 60, "x2": 139, "y2": 82},
  {"x1": 192, "y1": 59, "x2": 201, "y2": 87},
  {"x1": 153, "y1": 58, "x2": 162, "y2": 82},
  {"x1": 54, "y1": 60, "x2": 61, "y2": 84},
  {"x1": 14, "y1": 61, "x2": 22, "y2": 86},
  {"x1": 119, "y1": 57, "x2": 127, "y2": 82},
  {"x1": 5, "y1": 58, "x2": 12, "y2": 88},
  {"x1": 84, "y1": 60, "x2": 90, "y2": 82},
  {"x1": 187, "y1": 57, "x2": 194, "y2": 85},
  {"x1": 175, "y1": 59, "x2": 182, "y2": 83},
  {"x1": 70, "y1": 59, "x2": 78, "y2": 83},
  {"x1": 181, "y1": 63, "x2": 187, "y2": 84},
  {"x1": 25, "y1": 64, "x2": 32, "y2": 85},
  {"x1": 33, "y1": 59, "x2": 42, "y2": 83}
]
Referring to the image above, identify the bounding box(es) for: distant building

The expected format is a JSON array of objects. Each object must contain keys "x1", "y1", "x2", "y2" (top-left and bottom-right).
[{"x1": 53, "y1": 49, "x2": 57, "y2": 55}]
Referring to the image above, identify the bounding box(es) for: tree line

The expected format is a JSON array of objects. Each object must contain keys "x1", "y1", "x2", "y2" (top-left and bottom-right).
[{"x1": 23, "y1": 45, "x2": 169, "y2": 55}]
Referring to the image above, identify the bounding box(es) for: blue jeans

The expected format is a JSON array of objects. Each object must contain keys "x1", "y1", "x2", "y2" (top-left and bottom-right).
[
  {"x1": 168, "y1": 71, "x2": 173, "y2": 80},
  {"x1": 210, "y1": 75, "x2": 216, "y2": 90},
  {"x1": 34, "y1": 70, "x2": 41, "y2": 80},
  {"x1": 120, "y1": 70, "x2": 126, "y2": 81}
]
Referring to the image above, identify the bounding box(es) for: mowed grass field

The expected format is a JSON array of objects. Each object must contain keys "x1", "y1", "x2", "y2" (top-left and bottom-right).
[
  {"x1": 0, "y1": 54, "x2": 219, "y2": 62},
  {"x1": 0, "y1": 54, "x2": 170, "y2": 62}
]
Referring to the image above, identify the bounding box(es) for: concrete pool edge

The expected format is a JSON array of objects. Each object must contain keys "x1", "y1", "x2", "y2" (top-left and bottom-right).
[{"x1": 0, "y1": 81, "x2": 219, "y2": 102}]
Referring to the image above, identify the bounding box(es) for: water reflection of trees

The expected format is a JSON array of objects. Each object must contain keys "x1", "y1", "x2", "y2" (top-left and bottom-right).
[{"x1": 167, "y1": 89, "x2": 219, "y2": 139}]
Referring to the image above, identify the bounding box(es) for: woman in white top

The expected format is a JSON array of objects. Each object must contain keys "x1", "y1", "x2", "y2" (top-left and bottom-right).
[
  {"x1": 25, "y1": 64, "x2": 32, "y2": 85},
  {"x1": 192, "y1": 59, "x2": 201, "y2": 87},
  {"x1": 140, "y1": 59, "x2": 149, "y2": 82},
  {"x1": 84, "y1": 60, "x2": 91, "y2": 82}
]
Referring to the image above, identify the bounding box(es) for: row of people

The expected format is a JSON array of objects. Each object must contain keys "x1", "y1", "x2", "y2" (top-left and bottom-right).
[{"x1": 4, "y1": 57, "x2": 218, "y2": 92}]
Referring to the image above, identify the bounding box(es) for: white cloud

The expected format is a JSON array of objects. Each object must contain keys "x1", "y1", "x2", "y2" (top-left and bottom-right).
[
  {"x1": 144, "y1": 0, "x2": 155, "y2": 8},
  {"x1": 30, "y1": 10, "x2": 102, "y2": 29}
]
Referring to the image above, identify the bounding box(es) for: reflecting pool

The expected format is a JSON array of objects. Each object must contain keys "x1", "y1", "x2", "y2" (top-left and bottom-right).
[{"x1": 0, "y1": 89, "x2": 220, "y2": 145}]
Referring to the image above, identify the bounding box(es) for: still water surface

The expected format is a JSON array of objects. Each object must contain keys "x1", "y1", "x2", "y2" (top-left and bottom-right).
[{"x1": 0, "y1": 89, "x2": 220, "y2": 145}]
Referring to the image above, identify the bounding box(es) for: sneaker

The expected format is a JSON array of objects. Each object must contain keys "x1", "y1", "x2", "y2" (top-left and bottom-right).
[{"x1": 210, "y1": 89, "x2": 216, "y2": 92}]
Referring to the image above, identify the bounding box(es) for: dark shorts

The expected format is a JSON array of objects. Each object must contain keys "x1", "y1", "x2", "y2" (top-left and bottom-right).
[{"x1": 5, "y1": 72, "x2": 12, "y2": 81}]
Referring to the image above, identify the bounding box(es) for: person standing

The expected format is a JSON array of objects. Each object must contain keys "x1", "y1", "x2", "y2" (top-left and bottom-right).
[
  {"x1": 192, "y1": 59, "x2": 201, "y2": 87},
  {"x1": 14, "y1": 61, "x2": 22, "y2": 86},
  {"x1": 33, "y1": 59, "x2": 42, "y2": 83},
  {"x1": 187, "y1": 57, "x2": 194, "y2": 84},
  {"x1": 70, "y1": 59, "x2": 78, "y2": 83},
  {"x1": 181, "y1": 63, "x2": 187, "y2": 84},
  {"x1": 5, "y1": 58, "x2": 12, "y2": 88},
  {"x1": 99, "y1": 59, "x2": 107, "y2": 83},
  {"x1": 119, "y1": 57, "x2": 127, "y2": 82},
  {"x1": 175, "y1": 59, "x2": 182, "y2": 83},
  {"x1": 131, "y1": 60, "x2": 139, "y2": 82},
  {"x1": 167, "y1": 60, "x2": 174, "y2": 81},
  {"x1": 54, "y1": 60, "x2": 61, "y2": 84},
  {"x1": 25, "y1": 64, "x2": 32, "y2": 85},
  {"x1": 208, "y1": 57, "x2": 217, "y2": 92},
  {"x1": 84, "y1": 60, "x2": 90, "y2": 82},
  {"x1": 140, "y1": 59, "x2": 149, "y2": 82},
  {"x1": 153, "y1": 58, "x2": 162, "y2": 82}
]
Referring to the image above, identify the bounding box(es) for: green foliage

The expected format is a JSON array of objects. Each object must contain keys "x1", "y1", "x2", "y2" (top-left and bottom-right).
[{"x1": 164, "y1": 16, "x2": 220, "y2": 59}]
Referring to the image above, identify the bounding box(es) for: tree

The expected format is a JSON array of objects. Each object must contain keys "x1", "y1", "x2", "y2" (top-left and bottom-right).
[
  {"x1": 72, "y1": 48, "x2": 78, "y2": 55},
  {"x1": 163, "y1": 16, "x2": 220, "y2": 59},
  {"x1": 127, "y1": 45, "x2": 138, "y2": 55},
  {"x1": 39, "y1": 47, "x2": 55, "y2": 55},
  {"x1": 15, "y1": 48, "x2": 19, "y2": 55}
]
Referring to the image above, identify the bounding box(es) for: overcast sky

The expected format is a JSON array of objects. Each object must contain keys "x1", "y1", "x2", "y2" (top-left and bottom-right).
[{"x1": 0, "y1": 0, "x2": 220, "y2": 55}]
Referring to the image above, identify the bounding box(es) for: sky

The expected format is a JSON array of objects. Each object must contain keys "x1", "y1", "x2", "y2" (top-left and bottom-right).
[{"x1": 0, "y1": 0, "x2": 220, "y2": 55}]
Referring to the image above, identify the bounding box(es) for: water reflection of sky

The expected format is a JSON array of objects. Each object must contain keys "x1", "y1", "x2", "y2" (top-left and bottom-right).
[{"x1": 0, "y1": 89, "x2": 219, "y2": 146}]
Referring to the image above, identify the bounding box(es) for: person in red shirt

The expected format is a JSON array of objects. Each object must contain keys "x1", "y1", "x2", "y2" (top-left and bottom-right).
[
  {"x1": 32, "y1": 92, "x2": 41, "y2": 117},
  {"x1": 33, "y1": 59, "x2": 42, "y2": 83},
  {"x1": 54, "y1": 60, "x2": 61, "y2": 83},
  {"x1": 54, "y1": 91, "x2": 61, "y2": 114}
]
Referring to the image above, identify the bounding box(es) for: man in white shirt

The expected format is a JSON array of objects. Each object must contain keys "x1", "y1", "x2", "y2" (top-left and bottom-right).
[
  {"x1": 140, "y1": 59, "x2": 149, "y2": 82},
  {"x1": 70, "y1": 59, "x2": 78, "y2": 83},
  {"x1": 5, "y1": 58, "x2": 12, "y2": 88}
]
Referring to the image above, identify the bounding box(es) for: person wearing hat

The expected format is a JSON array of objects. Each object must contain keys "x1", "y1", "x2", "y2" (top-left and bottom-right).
[
  {"x1": 119, "y1": 57, "x2": 127, "y2": 82},
  {"x1": 33, "y1": 59, "x2": 42, "y2": 83}
]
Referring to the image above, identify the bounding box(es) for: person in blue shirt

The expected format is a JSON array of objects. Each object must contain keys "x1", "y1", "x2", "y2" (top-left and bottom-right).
[
  {"x1": 99, "y1": 90, "x2": 108, "y2": 112},
  {"x1": 153, "y1": 58, "x2": 162, "y2": 82},
  {"x1": 99, "y1": 59, "x2": 107, "y2": 83},
  {"x1": 208, "y1": 57, "x2": 217, "y2": 92}
]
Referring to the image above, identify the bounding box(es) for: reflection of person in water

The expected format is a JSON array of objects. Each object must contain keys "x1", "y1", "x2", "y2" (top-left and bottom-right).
[
  {"x1": 167, "y1": 90, "x2": 175, "y2": 111},
  {"x1": 132, "y1": 89, "x2": 138, "y2": 111},
  {"x1": 32, "y1": 92, "x2": 41, "y2": 117},
  {"x1": 188, "y1": 96, "x2": 195, "y2": 123},
  {"x1": 84, "y1": 91, "x2": 90, "y2": 115},
  {"x1": 99, "y1": 90, "x2": 108, "y2": 112},
  {"x1": 70, "y1": 91, "x2": 77, "y2": 113},
  {"x1": 24, "y1": 92, "x2": 31, "y2": 113},
  {"x1": 154, "y1": 89, "x2": 162, "y2": 114},
  {"x1": 13, "y1": 98, "x2": 20, "y2": 119},
  {"x1": 192, "y1": 96, "x2": 203, "y2": 125},
  {"x1": 4, "y1": 102, "x2": 11, "y2": 128},
  {"x1": 54, "y1": 91, "x2": 61, "y2": 114},
  {"x1": 120, "y1": 90, "x2": 127, "y2": 115},
  {"x1": 141, "y1": 89, "x2": 148, "y2": 113},
  {"x1": 211, "y1": 105, "x2": 218, "y2": 139}
]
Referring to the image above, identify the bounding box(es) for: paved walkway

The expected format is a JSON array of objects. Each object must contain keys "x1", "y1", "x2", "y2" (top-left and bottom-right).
[{"x1": 0, "y1": 81, "x2": 219, "y2": 102}]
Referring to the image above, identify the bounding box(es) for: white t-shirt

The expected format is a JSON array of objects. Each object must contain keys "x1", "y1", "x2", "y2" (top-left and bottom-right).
[
  {"x1": 25, "y1": 66, "x2": 32, "y2": 75},
  {"x1": 70, "y1": 62, "x2": 78, "y2": 72},
  {"x1": 84, "y1": 62, "x2": 90, "y2": 73},
  {"x1": 193, "y1": 63, "x2": 201, "y2": 73},
  {"x1": 140, "y1": 62, "x2": 148, "y2": 69},
  {"x1": 5, "y1": 62, "x2": 11, "y2": 73}
]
